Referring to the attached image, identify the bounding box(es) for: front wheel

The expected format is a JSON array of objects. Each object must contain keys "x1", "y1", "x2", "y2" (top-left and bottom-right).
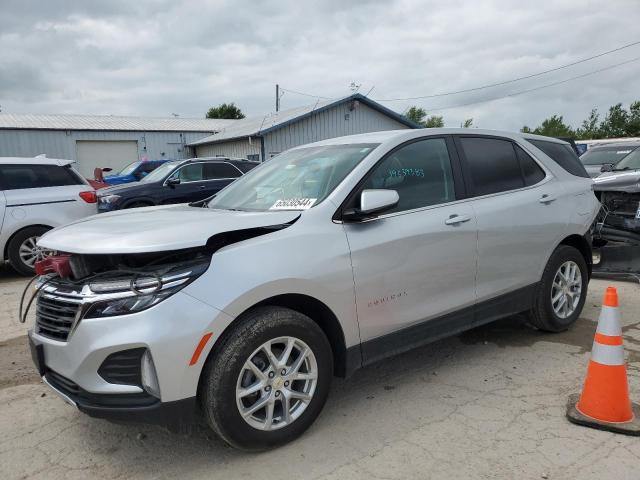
[
  {"x1": 7, "y1": 226, "x2": 52, "y2": 276},
  {"x1": 199, "y1": 307, "x2": 333, "y2": 451},
  {"x1": 527, "y1": 245, "x2": 588, "y2": 332}
]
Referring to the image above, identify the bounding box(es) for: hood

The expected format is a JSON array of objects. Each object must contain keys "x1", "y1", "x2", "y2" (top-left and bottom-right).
[
  {"x1": 593, "y1": 170, "x2": 640, "y2": 192},
  {"x1": 103, "y1": 174, "x2": 132, "y2": 184},
  {"x1": 98, "y1": 182, "x2": 146, "y2": 195},
  {"x1": 38, "y1": 204, "x2": 300, "y2": 254}
]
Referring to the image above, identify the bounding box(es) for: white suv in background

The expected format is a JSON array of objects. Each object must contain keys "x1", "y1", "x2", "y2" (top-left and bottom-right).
[{"x1": 0, "y1": 157, "x2": 97, "y2": 275}]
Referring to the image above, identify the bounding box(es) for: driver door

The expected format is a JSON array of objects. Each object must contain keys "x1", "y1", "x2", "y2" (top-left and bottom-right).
[
  {"x1": 163, "y1": 163, "x2": 208, "y2": 204},
  {"x1": 342, "y1": 137, "x2": 478, "y2": 363}
]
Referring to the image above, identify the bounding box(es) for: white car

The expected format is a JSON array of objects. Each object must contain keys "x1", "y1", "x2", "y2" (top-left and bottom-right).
[{"x1": 0, "y1": 157, "x2": 97, "y2": 275}]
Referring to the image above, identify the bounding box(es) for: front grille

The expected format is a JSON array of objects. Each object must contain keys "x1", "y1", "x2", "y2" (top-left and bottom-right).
[
  {"x1": 36, "y1": 294, "x2": 81, "y2": 341},
  {"x1": 98, "y1": 348, "x2": 145, "y2": 386}
]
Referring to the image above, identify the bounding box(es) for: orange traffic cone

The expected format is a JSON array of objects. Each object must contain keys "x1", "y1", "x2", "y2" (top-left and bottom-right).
[{"x1": 566, "y1": 286, "x2": 640, "y2": 435}]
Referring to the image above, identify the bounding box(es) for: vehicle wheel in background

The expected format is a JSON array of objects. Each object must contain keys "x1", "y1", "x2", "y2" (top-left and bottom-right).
[
  {"x1": 527, "y1": 245, "x2": 588, "y2": 332},
  {"x1": 7, "y1": 226, "x2": 52, "y2": 276},
  {"x1": 125, "y1": 201, "x2": 153, "y2": 209},
  {"x1": 200, "y1": 306, "x2": 333, "y2": 451}
]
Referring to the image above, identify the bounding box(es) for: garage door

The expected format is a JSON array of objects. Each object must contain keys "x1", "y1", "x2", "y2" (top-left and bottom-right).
[{"x1": 76, "y1": 141, "x2": 139, "y2": 178}]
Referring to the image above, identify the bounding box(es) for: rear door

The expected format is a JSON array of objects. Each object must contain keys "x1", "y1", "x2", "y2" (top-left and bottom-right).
[
  {"x1": 454, "y1": 135, "x2": 568, "y2": 306},
  {"x1": 342, "y1": 136, "x2": 478, "y2": 361}
]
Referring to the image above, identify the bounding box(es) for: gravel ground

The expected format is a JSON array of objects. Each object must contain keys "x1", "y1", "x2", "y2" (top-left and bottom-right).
[{"x1": 0, "y1": 266, "x2": 639, "y2": 480}]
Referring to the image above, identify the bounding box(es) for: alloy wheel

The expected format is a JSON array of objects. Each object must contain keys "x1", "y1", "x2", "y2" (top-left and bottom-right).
[
  {"x1": 235, "y1": 336, "x2": 318, "y2": 431},
  {"x1": 18, "y1": 236, "x2": 52, "y2": 268},
  {"x1": 551, "y1": 260, "x2": 582, "y2": 319}
]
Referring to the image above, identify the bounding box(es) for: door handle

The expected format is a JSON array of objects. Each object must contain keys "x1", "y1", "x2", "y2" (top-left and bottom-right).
[
  {"x1": 539, "y1": 194, "x2": 556, "y2": 204},
  {"x1": 445, "y1": 214, "x2": 472, "y2": 226},
  {"x1": 199, "y1": 185, "x2": 206, "y2": 190}
]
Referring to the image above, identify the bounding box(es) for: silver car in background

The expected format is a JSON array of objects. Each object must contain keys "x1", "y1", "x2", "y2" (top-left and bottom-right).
[
  {"x1": 0, "y1": 157, "x2": 97, "y2": 275},
  {"x1": 580, "y1": 141, "x2": 640, "y2": 177},
  {"x1": 29, "y1": 129, "x2": 599, "y2": 450}
]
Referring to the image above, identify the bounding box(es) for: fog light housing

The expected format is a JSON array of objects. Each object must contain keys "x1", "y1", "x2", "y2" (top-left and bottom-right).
[{"x1": 141, "y1": 349, "x2": 161, "y2": 398}]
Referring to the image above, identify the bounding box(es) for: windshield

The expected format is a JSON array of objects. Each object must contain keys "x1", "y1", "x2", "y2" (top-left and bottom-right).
[
  {"x1": 207, "y1": 144, "x2": 378, "y2": 211},
  {"x1": 140, "y1": 160, "x2": 180, "y2": 183},
  {"x1": 615, "y1": 148, "x2": 640, "y2": 170},
  {"x1": 580, "y1": 146, "x2": 638, "y2": 166},
  {"x1": 115, "y1": 161, "x2": 140, "y2": 176}
]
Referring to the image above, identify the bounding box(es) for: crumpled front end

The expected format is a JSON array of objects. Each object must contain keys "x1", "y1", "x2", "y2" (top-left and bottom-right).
[{"x1": 592, "y1": 179, "x2": 640, "y2": 278}]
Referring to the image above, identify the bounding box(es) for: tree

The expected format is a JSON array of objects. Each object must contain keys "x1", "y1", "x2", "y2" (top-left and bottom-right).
[
  {"x1": 405, "y1": 106, "x2": 427, "y2": 126},
  {"x1": 206, "y1": 103, "x2": 245, "y2": 119},
  {"x1": 424, "y1": 115, "x2": 444, "y2": 128},
  {"x1": 520, "y1": 115, "x2": 575, "y2": 137},
  {"x1": 404, "y1": 106, "x2": 445, "y2": 127},
  {"x1": 461, "y1": 118, "x2": 473, "y2": 128},
  {"x1": 575, "y1": 109, "x2": 601, "y2": 139},
  {"x1": 599, "y1": 103, "x2": 628, "y2": 138},
  {"x1": 627, "y1": 101, "x2": 640, "y2": 137}
]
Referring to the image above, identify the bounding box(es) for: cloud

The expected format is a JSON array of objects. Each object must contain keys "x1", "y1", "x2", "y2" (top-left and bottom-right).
[{"x1": 0, "y1": 0, "x2": 639, "y2": 131}]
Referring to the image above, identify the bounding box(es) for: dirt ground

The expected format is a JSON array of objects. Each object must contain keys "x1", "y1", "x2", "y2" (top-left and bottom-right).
[{"x1": 1, "y1": 266, "x2": 639, "y2": 480}]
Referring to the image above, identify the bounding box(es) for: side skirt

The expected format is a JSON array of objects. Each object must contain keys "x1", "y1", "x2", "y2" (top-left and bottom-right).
[{"x1": 356, "y1": 283, "x2": 538, "y2": 368}]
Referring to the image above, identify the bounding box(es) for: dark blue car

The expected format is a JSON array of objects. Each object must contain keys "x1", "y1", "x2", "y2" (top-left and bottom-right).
[
  {"x1": 103, "y1": 160, "x2": 169, "y2": 185},
  {"x1": 97, "y1": 157, "x2": 258, "y2": 212}
]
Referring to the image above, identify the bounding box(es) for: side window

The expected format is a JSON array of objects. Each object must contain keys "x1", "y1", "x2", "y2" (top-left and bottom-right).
[
  {"x1": 0, "y1": 164, "x2": 82, "y2": 190},
  {"x1": 515, "y1": 145, "x2": 546, "y2": 186},
  {"x1": 204, "y1": 162, "x2": 241, "y2": 179},
  {"x1": 459, "y1": 137, "x2": 524, "y2": 196},
  {"x1": 526, "y1": 139, "x2": 590, "y2": 178},
  {"x1": 140, "y1": 162, "x2": 159, "y2": 174},
  {"x1": 361, "y1": 138, "x2": 456, "y2": 214},
  {"x1": 171, "y1": 163, "x2": 204, "y2": 183}
]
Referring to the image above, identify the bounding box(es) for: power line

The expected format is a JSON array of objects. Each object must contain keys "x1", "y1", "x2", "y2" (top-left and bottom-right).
[
  {"x1": 374, "y1": 40, "x2": 640, "y2": 101},
  {"x1": 421, "y1": 55, "x2": 640, "y2": 112},
  {"x1": 280, "y1": 40, "x2": 640, "y2": 102}
]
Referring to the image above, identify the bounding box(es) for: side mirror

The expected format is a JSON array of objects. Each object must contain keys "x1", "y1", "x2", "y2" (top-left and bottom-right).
[
  {"x1": 601, "y1": 163, "x2": 614, "y2": 173},
  {"x1": 343, "y1": 189, "x2": 399, "y2": 221},
  {"x1": 166, "y1": 177, "x2": 181, "y2": 186}
]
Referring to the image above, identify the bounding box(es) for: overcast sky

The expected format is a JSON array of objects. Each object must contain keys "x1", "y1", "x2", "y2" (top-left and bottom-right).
[{"x1": 1, "y1": 0, "x2": 639, "y2": 131}]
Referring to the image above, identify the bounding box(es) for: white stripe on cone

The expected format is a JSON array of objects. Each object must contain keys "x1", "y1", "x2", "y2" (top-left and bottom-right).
[
  {"x1": 591, "y1": 342, "x2": 625, "y2": 366},
  {"x1": 596, "y1": 305, "x2": 622, "y2": 336}
]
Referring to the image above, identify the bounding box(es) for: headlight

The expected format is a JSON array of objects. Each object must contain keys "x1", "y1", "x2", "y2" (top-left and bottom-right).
[
  {"x1": 83, "y1": 260, "x2": 209, "y2": 318},
  {"x1": 99, "y1": 194, "x2": 121, "y2": 205}
]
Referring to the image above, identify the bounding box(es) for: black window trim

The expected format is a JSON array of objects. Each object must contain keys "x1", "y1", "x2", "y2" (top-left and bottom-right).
[
  {"x1": 163, "y1": 161, "x2": 243, "y2": 186},
  {"x1": 451, "y1": 134, "x2": 550, "y2": 200},
  {"x1": 334, "y1": 135, "x2": 467, "y2": 222}
]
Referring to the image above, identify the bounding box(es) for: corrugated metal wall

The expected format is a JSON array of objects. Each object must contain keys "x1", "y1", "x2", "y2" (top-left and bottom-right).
[
  {"x1": 0, "y1": 129, "x2": 212, "y2": 171},
  {"x1": 195, "y1": 137, "x2": 261, "y2": 159},
  {"x1": 193, "y1": 102, "x2": 410, "y2": 161},
  {"x1": 264, "y1": 102, "x2": 409, "y2": 158}
]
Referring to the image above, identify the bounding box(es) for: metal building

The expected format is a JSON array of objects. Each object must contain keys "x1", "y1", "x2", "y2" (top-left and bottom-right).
[
  {"x1": 189, "y1": 94, "x2": 419, "y2": 161},
  {"x1": 0, "y1": 114, "x2": 235, "y2": 177}
]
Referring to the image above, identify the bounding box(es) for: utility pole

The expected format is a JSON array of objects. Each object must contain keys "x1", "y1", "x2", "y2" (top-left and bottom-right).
[{"x1": 276, "y1": 84, "x2": 280, "y2": 112}]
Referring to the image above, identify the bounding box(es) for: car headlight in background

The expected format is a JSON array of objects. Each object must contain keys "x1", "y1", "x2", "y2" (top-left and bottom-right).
[
  {"x1": 83, "y1": 260, "x2": 210, "y2": 318},
  {"x1": 99, "y1": 194, "x2": 121, "y2": 205}
]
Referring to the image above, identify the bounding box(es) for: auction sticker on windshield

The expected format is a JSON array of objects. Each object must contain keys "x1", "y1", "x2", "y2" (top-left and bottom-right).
[{"x1": 270, "y1": 198, "x2": 317, "y2": 210}]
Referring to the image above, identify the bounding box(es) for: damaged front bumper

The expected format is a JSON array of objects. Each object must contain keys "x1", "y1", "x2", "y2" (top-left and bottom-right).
[{"x1": 592, "y1": 171, "x2": 640, "y2": 278}]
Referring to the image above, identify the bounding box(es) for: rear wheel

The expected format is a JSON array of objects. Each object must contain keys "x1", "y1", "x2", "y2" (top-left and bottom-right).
[
  {"x1": 528, "y1": 245, "x2": 588, "y2": 332},
  {"x1": 200, "y1": 307, "x2": 333, "y2": 451},
  {"x1": 7, "y1": 226, "x2": 52, "y2": 276}
]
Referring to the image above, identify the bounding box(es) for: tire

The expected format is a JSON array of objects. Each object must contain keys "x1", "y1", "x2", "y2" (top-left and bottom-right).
[
  {"x1": 124, "y1": 201, "x2": 153, "y2": 209},
  {"x1": 200, "y1": 306, "x2": 333, "y2": 451},
  {"x1": 7, "y1": 226, "x2": 52, "y2": 276},
  {"x1": 527, "y1": 245, "x2": 588, "y2": 332}
]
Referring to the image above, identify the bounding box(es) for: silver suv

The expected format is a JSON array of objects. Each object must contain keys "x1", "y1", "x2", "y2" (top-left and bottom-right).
[{"x1": 29, "y1": 129, "x2": 599, "y2": 450}]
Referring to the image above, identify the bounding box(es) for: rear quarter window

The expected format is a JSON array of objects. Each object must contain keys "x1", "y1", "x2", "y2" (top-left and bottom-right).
[
  {"x1": 0, "y1": 164, "x2": 84, "y2": 190},
  {"x1": 526, "y1": 139, "x2": 590, "y2": 178}
]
